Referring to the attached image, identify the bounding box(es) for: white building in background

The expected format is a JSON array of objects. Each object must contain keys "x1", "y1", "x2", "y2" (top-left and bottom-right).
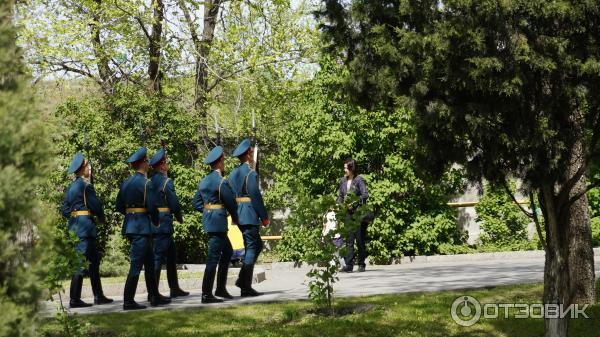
[{"x1": 451, "y1": 182, "x2": 537, "y2": 245}]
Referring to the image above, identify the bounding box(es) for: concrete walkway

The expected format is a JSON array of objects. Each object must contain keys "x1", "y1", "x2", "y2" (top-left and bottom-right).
[{"x1": 43, "y1": 256, "x2": 600, "y2": 316}]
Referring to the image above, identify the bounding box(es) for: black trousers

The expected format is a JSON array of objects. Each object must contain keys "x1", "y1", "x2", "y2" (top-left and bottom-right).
[
  {"x1": 345, "y1": 222, "x2": 368, "y2": 268},
  {"x1": 202, "y1": 232, "x2": 233, "y2": 294}
]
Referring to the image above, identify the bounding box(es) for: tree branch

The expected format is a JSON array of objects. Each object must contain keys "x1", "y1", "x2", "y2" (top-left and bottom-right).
[
  {"x1": 109, "y1": 58, "x2": 143, "y2": 86},
  {"x1": 565, "y1": 180, "x2": 600, "y2": 209},
  {"x1": 556, "y1": 158, "x2": 588, "y2": 209},
  {"x1": 33, "y1": 59, "x2": 101, "y2": 84},
  {"x1": 501, "y1": 179, "x2": 534, "y2": 218},
  {"x1": 177, "y1": 0, "x2": 200, "y2": 49},
  {"x1": 207, "y1": 55, "x2": 302, "y2": 92},
  {"x1": 113, "y1": 2, "x2": 152, "y2": 42},
  {"x1": 530, "y1": 190, "x2": 547, "y2": 251}
]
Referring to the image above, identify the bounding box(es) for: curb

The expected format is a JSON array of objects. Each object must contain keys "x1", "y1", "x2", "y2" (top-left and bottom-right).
[
  {"x1": 54, "y1": 267, "x2": 266, "y2": 299},
  {"x1": 271, "y1": 248, "x2": 600, "y2": 270}
]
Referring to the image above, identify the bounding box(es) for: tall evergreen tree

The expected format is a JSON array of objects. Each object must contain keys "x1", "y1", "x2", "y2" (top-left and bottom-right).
[
  {"x1": 0, "y1": 1, "x2": 53, "y2": 335},
  {"x1": 317, "y1": 1, "x2": 600, "y2": 336}
]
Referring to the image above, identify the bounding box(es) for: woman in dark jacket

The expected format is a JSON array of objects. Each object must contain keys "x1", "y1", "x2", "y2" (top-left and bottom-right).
[{"x1": 337, "y1": 159, "x2": 369, "y2": 272}]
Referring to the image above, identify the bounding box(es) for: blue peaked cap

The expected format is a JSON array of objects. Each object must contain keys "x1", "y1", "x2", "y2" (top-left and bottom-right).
[
  {"x1": 68, "y1": 151, "x2": 85, "y2": 174},
  {"x1": 232, "y1": 138, "x2": 251, "y2": 157},
  {"x1": 127, "y1": 146, "x2": 148, "y2": 163},
  {"x1": 149, "y1": 148, "x2": 166, "y2": 166},
  {"x1": 204, "y1": 146, "x2": 223, "y2": 165}
]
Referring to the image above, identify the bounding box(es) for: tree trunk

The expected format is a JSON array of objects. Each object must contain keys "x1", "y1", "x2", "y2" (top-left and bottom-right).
[
  {"x1": 178, "y1": 0, "x2": 223, "y2": 147},
  {"x1": 90, "y1": 0, "x2": 114, "y2": 95},
  {"x1": 195, "y1": 0, "x2": 222, "y2": 140},
  {"x1": 565, "y1": 118, "x2": 596, "y2": 304},
  {"x1": 147, "y1": 0, "x2": 164, "y2": 93},
  {"x1": 541, "y1": 184, "x2": 571, "y2": 337}
]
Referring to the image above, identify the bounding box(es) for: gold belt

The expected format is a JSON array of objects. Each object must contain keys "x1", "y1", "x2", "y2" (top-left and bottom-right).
[
  {"x1": 126, "y1": 208, "x2": 147, "y2": 213},
  {"x1": 236, "y1": 197, "x2": 251, "y2": 203},
  {"x1": 157, "y1": 207, "x2": 170, "y2": 213},
  {"x1": 71, "y1": 210, "x2": 91, "y2": 217},
  {"x1": 205, "y1": 204, "x2": 224, "y2": 210}
]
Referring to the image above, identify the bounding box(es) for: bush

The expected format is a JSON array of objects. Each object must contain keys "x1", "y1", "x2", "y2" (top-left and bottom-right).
[
  {"x1": 475, "y1": 183, "x2": 530, "y2": 247},
  {"x1": 49, "y1": 87, "x2": 213, "y2": 263},
  {"x1": 99, "y1": 231, "x2": 130, "y2": 277},
  {"x1": 276, "y1": 195, "x2": 331, "y2": 263},
  {"x1": 0, "y1": 4, "x2": 55, "y2": 335},
  {"x1": 270, "y1": 59, "x2": 467, "y2": 264}
]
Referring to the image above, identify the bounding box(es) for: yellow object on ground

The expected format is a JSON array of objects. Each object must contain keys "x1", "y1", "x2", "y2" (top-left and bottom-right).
[{"x1": 227, "y1": 216, "x2": 245, "y2": 250}]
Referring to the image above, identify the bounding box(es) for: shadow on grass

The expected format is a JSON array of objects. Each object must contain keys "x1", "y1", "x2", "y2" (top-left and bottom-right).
[{"x1": 41, "y1": 283, "x2": 600, "y2": 337}]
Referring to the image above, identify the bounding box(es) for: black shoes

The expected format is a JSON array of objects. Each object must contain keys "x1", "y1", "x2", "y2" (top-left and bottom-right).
[
  {"x1": 201, "y1": 294, "x2": 224, "y2": 304},
  {"x1": 341, "y1": 266, "x2": 353, "y2": 273},
  {"x1": 240, "y1": 288, "x2": 262, "y2": 297},
  {"x1": 214, "y1": 288, "x2": 234, "y2": 299},
  {"x1": 93, "y1": 295, "x2": 114, "y2": 305},
  {"x1": 358, "y1": 265, "x2": 366, "y2": 272},
  {"x1": 123, "y1": 275, "x2": 146, "y2": 310},
  {"x1": 170, "y1": 287, "x2": 190, "y2": 298},
  {"x1": 123, "y1": 301, "x2": 147, "y2": 310},
  {"x1": 69, "y1": 299, "x2": 93, "y2": 308},
  {"x1": 149, "y1": 293, "x2": 171, "y2": 307}
]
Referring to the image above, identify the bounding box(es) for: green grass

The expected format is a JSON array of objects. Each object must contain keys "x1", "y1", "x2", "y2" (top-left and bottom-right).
[{"x1": 39, "y1": 283, "x2": 600, "y2": 337}]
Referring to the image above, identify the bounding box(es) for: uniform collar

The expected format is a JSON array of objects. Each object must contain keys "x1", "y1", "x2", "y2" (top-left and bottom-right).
[
  {"x1": 135, "y1": 171, "x2": 147, "y2": 178},
  {"x1": 213, "y1": 169, "x2": 222, "y2": 177}
]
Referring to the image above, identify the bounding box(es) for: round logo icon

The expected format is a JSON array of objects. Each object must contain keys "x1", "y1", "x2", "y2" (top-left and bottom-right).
[{"x1": 451, "y1": 295, "x2": 481, "y2": 326}]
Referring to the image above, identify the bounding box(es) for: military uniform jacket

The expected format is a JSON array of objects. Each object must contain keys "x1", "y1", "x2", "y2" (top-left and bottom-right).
[
  {"x1": 61, "y1": 176, "x2": 104, "y2": 238},
  {"x1": 228, "y1": 162, "x2": 268, "y2": 226},
  {"x1": 150, "y1": 173, "x2": 183, "y2": 235},
  {"x1": 192, "y1": 170, "x2": 238, "y2": 233},
  {"x1": 116, "y1": 172, "x2": 159, "y2": 235}
]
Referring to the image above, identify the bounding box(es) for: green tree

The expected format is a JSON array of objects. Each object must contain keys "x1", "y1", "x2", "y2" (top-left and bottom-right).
[
  {"x1": 475, "y1": 183, "x2": 531, "y2": 249},
  {"x1": 0, "y1": 2, "x2": 54, "y2": 335},
  {"x1": 47, "y1": 88, "x2": 209, "y2": 263},
  {"x1": 271, "y1": 58, "x2": 465, "y2": 262},
  {"x1": 317, "y1": 1, "x2": 600, "y2": 335}
]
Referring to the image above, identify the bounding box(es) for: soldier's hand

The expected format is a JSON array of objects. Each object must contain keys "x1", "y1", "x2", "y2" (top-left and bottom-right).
[
  {"x1": 98, "y1": 216, "x2": 107, "y2": 225},
  {"x1": 261, "y1": 219, "x2": 270, "y2": 227},
  {"x1": 177, "y1": 216, "x2": 184, "y2": 224},
  {"x1": 233, "y1": 217, "x2": 239, "y2": 225}
]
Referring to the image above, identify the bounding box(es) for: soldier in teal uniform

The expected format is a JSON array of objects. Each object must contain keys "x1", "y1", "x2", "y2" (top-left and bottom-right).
[
  {"x1": 229, "y1": 139, "x2": 270, "y2": 297},
  {"x1": 61, "y1": 152, "x2": 113, "y2": 308},
  {"x1": 192, "y1": 146, "x2": 239, "y2": 303},
  {"x1": 149, "y1": 148, "x2": 189, "y2": 298},
  {"x1": 116, "y1": 147, "x2": 171, "y2": 310}
]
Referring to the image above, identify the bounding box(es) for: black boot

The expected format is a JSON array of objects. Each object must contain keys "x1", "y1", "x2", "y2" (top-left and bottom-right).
[
  {"x1": 123, "y1": 275, "x2": 146, "y2": 310},
  {"x1": 239, "y1": 264, "x2": 262, "y2": 297},
  {"x1": 146, "y1": 269, "x2": 170, "y2": 306},
  {"x1": 150, "y1": 269, "x2": 173, "y2": 301},
  {"x1": 94, "y1": 294, "x2": 113, "y2": 305},
  {"x1": 201, "y1": 293, "x2": 223, "y2": 304},
  {"x1": 214, "y1": 262, "x2": 232, "y2": 299},
  {"x1": 215, "y1": 288, "x2": 233, "y2": 299},
  {"x1": 167, "y1": 263, "x2": 189, "y2": 298},
  {"x1": 235, "y1": 264, "x2": 246, "y2": 290},
  {"x1": 69, "y1": 275, "x2": 92, "y2": 308},
  {"x1": 201, "y1": 267, "x2": 223, "y2": 303},
  {"x1": 90, "y1": 265, "x2": 113, "y2": 305}
]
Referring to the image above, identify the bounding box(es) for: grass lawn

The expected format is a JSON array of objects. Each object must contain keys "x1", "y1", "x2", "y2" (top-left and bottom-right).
[{"x1": 39, "y1": 283, "x2": 600, "y2": 337}]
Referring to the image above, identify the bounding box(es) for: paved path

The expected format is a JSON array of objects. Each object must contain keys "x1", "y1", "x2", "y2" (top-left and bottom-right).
[{"x1": 44, "y1": 257, "x2": 600, "y2": 316}]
